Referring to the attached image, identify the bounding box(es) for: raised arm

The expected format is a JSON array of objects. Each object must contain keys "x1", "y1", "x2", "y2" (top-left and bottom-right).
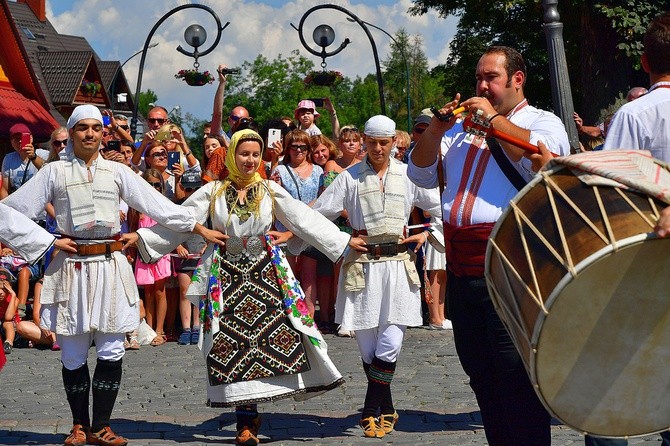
[{"x1": 210, "y1": 64, "x2": 228, "y2": 136}]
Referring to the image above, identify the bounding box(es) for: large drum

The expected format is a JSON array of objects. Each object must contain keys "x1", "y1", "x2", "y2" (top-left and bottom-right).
[{"x1": 486, "y1": 163, "x2": 670, "y2": 438}]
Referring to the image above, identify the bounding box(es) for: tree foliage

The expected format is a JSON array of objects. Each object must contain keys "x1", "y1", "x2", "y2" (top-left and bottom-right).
[
  {"x1": 145, "y1": 39, "x2": 453, "y2": 141},
  {"x1": 409, "y1": 0, "x2": 669, "y2": 123}
]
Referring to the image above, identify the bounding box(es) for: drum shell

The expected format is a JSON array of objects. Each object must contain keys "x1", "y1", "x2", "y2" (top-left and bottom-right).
[{"x1": 486, "y1": 164, "x2": 670, "y2": 437}]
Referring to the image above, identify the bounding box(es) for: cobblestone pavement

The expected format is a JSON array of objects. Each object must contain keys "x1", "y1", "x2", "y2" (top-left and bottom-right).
[{"x1": 0, "y1": 327, "x2": 664, "y2": 445}]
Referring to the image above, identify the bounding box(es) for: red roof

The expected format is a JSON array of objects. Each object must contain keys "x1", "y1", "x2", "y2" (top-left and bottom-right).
[{"x1": 0, "y1": 85, "x2": 60, "y2": 140}]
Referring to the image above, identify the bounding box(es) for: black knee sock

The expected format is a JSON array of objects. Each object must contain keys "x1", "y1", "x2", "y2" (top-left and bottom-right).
[
  {"x1": 62, "y1": 363, "x2": 91, "y2": 427},
  {"x1": 378, "y1": 359, "x2": 397, "y2": 415},
  {"x1": 362, "y1": 357, "x2": 396, "y2": 419},
  {"x1": 362, "y1": 360, "x2": 370, "y2": 378},
  {"x1": 91, "y1": 358, "x2": 122, "y2": 432},
  {"x1": 235, "y1": 404, "x2": 259, "y2": 431}
]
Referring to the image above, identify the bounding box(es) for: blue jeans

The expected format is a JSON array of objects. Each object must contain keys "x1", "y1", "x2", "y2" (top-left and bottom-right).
[
  {"x1": 585, "y1": 432, "x2": 670, "y2": 445},
  {"x1": 447, "y1": 273, "x2": 550, "y2": 446}
]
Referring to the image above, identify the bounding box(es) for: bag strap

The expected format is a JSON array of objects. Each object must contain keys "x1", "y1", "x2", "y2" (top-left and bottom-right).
[
  {"x1": 285, "y1": 166, "x2": 303, "y2": 201},
  {"x1": 487, "y1": 137, "x2": 527, "y2": 191}
]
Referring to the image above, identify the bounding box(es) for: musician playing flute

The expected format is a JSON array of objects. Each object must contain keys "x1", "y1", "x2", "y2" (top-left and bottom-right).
[
  {"x1": 307, "y1": 115, "x2": 441, "y2": 439},
  {"x1": 407, "y1": 46, "x2": 570, "y2": 445}
]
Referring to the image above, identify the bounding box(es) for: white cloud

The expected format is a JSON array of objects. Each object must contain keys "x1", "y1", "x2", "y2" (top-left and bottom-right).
[{"x1": 46, "y1": 0, "x2": 456, "y2": 124}]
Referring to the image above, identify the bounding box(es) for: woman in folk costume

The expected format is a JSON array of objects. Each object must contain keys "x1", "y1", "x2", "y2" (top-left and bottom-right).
[
  {"x1": 130, "y1": 129, "x2": 363, "y2": 446},
  {"x1": 308, "y1": 115, "x2": 442, "y2": 438}
]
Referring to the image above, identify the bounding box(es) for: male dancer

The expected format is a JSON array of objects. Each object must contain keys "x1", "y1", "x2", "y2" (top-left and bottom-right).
[
  {"x1": 3, "y1": 105, "x2": 223, "y2": 446},
  {"x1": 311, "y1": 115, "x2": 441, "y2": 438}
]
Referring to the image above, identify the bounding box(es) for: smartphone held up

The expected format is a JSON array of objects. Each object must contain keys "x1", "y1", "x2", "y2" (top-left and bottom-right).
[{"x1": 20, "y1": 133, "x2": 31, "y2": 149}]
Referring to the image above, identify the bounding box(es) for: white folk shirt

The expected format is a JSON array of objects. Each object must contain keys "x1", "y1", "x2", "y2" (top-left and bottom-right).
[
  {"x1": 0, "y1": 202, "x2": 55, "y2": 264},
  {"x1": 312, "y1": 160, "x2": 441, "y2": 330},
  {"x1": 2, "y1": 159, "x2": 196, "y2": 335},
  {"x1": 603, "y1": 82, "x2": 670, "y2": 162},
  {"x1": 407, "y1": 100, "x2": 571, "y2": 226}
]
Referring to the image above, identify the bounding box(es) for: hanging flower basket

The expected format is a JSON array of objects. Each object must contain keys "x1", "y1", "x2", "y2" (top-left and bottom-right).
[
  {"x1": 304, "y1": 70, "x2": 343, "y2": 87},
  {"x1": 174, "y1": 69, "x2": 215, "y2": 86},
  {"x1": 80, "y1": 80, "x2": 101, "y2": 97}
]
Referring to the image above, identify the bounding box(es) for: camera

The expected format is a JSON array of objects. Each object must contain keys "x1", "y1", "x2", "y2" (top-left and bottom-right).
[{"x1": 218, "y1": 67, "x2": 241, "y2": 75}]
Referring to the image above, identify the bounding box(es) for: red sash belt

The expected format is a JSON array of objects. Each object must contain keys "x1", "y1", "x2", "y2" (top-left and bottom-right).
[{"x1": 443, "y1": 222, "x2": 495, "y2": 278}]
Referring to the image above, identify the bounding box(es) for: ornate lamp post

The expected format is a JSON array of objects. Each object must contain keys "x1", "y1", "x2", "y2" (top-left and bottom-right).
[
  {"x1": 292, "y1": 4, "x2": 386, "y2": 115},
  {"x1": 130, "y1": 4, "x2": 229, "y2": 139},
  {"x1": 542, "y1": 0, "x2": 581, "y2": 152}
]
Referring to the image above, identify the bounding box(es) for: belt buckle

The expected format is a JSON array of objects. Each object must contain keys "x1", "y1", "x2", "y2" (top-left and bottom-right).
[{"x1": 105, "y1": 242, "x2": 112, "y2": 259}]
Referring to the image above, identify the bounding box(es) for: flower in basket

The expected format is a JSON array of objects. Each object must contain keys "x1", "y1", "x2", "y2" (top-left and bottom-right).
[
  {"x1": 80, "y1": 79, "x2": 101, "y2": 96},
  {"x1": 303, "y1": 70, "x2": 344, "y2": 87},
  {"x1": 174, "y1": 69, "x2": 215, "y2": 86}
]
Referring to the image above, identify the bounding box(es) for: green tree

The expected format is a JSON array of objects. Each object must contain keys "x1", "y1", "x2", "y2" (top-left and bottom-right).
[
  {"x1": 219, "y1": 50, "x2": 378, "y2": 137},
  {"x1": 137, "y1": 89, "x2": 158, "y2": 119},
  {"x1": 409, "y1": 0, "x2": 669, "y2": 123}
]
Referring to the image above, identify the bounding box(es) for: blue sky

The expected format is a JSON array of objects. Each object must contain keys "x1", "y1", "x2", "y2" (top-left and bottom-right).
[{"x1": 45, "y1": 0, "x2": 458, "y2": 124}]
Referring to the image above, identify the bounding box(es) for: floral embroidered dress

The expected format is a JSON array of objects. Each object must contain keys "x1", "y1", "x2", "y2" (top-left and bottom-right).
[{"x1": 136, "y1": 179, "x2": 350, "y2": 407}]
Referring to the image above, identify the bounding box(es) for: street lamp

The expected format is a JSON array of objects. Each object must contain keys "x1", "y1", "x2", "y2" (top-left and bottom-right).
[
  {"x1": 109, "y1": 42, "x2": 158, "y2": 113},
  {"x1": 291, "y1": 4, "x2": 386, "y2": 115},
  {"x1": 542, "y1": 0, "x2": 580, "y2": 152},
  {"x1": 130, "y1": 4, "x2": 229, "y2": 139},
  {"x1": 348, "y1": 18, "x2": 411, "y2": 132}
]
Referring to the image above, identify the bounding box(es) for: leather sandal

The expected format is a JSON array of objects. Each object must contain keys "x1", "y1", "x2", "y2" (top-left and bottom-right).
[
  {"x1": 360, "y1": 416, "x2": 385, "y2": 438},
  {"x1": 87, "y1": 426, "x2": 128, "y2": 446},
  {"x1": 64, "y1": 424, "x2": 89, "y2": 446},
  {"x1": 379, "y1": 411, "x2": 399, "y2": 434},
  {"x1": 150, "y1": 332, "x2": 166, "y2": 346}
]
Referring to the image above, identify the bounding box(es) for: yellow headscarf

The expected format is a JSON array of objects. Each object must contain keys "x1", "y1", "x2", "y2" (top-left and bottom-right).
[{"x1": 225, "y1": 129, "x2": 265, "y2": 188}]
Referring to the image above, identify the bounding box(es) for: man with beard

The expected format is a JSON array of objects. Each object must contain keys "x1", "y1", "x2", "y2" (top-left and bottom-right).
[{"x1": 407, "y1": 46, "x2": 570, "y2": 445}]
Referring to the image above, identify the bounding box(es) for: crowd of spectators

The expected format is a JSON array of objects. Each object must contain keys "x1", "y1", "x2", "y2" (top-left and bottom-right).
[{"x1": 0, "y1": 63, "x2": 451, "y2": 356}]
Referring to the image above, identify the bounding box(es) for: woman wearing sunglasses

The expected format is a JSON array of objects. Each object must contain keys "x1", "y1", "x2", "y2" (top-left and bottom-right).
[{"x1": 270, "y1": 130, "x2": 323, "y2": 320}]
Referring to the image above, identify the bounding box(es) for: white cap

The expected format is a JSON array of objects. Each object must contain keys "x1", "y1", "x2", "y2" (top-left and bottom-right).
[{"x1": 364, "y1": 115, "x2": 396, "y2": 137}]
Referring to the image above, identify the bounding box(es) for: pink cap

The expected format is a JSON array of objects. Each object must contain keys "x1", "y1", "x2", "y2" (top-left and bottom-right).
[
  {"x1": 9, "y1": 123, "x2": 30, "y2": 136},
  {"x1": 294, "y1": 100, "x2": 321, "y2": 120}
]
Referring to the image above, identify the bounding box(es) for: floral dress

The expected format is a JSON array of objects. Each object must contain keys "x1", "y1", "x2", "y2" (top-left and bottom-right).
[{"x1": 136, "y1": 179, "x2": 351, "y2": 407}]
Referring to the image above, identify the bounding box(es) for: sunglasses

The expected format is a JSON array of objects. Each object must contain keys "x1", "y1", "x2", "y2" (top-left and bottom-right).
[
  {"x1": 413, "y1": 127, "x2": 426, "y2": 134},
  {"x1": 149, "y1": 181, "x2": 163, "y2": 189},
  {"x1": 290, "y1": 144, "x2": 309, "y2": 152},
  {"x1": 184, "y1": 186, "x2": 200, "y2": 192},
  {"x1": 229, "y1": 115, "x2": 242, "y2": 122},
  {"x1": 148, "y1": 151, "x2": 167, "y2": 158},
  {"x1": 52, "y1": 139, "x2": 68, "y2": 146},
  {"x1": 148, "y1": 118, "x2": 168, "y2": 125},
  {"x1": 118, "y1": 125, "x2": 130, "y2": 130}
]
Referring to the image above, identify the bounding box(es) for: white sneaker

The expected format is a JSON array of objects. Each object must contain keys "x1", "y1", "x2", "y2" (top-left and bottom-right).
[
  {"x1": 428, "y1": 320, "x2": 453, "y2": 330},
  {"x1": 337, "y1": 325, "x2": 355, "y2": 337}
]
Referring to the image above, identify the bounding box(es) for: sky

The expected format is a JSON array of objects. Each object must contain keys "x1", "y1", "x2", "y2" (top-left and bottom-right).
[{"x1": 45, "y1": 0, "x2": 458, "y2": 125}]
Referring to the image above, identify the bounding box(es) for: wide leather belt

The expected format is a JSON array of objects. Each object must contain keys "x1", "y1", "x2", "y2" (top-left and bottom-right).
[
  {"x1": 75, "y1": 241, "x2": 124, "y2": 257},
  {"x1": 364, "y1": 242, "x2": 408, "y2": 258}
]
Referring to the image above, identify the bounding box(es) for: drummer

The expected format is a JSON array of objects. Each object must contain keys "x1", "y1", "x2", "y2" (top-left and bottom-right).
[
  {"x1": 592, "y1": 12, "x2": 670, "y2": 446},
  {"x1": 407, "y1": 45, "x2": 570, "y2": 445}
]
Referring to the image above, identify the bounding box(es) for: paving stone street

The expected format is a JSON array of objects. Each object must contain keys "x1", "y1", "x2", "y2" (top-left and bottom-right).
[{"x1": 0, "y1": 327, "x2": 664, "y2": 445}]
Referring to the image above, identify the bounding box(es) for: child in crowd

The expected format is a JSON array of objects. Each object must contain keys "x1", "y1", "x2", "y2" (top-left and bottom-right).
[
  {"x1": 131, "y1": 169, "x2": 173, "y2": 346},
  {"x1": 1, "y1": 275, "x2": 57, "y2": 354},
  {"x1": 0, "y1": 247, "x2": 41, "y2": 320},
  {"x1": 174, "y1": 170, "x2": 206, "y2": 346}
]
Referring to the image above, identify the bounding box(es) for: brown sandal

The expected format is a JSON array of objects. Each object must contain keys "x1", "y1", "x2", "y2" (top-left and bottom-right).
[{"x1": 150, "y1": 332, "x2": 166, "y2": 346}]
